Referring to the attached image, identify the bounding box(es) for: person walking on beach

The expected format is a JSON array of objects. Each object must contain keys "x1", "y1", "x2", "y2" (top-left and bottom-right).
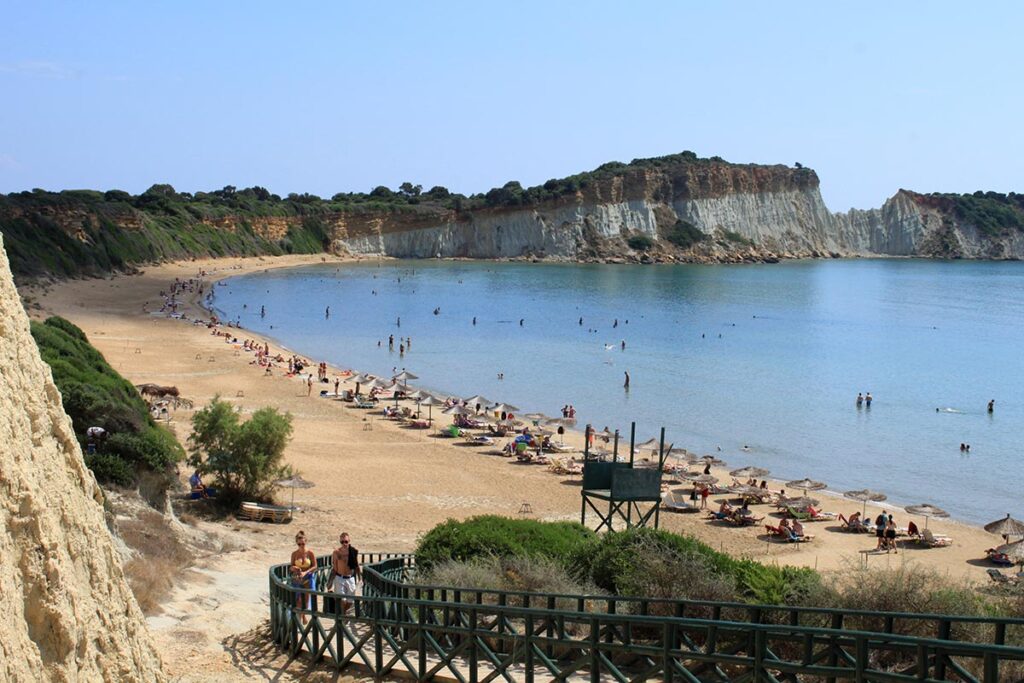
[
  {"x1": 874, "y1": 511, "x2": 887, "y2": 550},
  {"x1": 886, "y1": 514, "x2": 898, "y2": 553},
  {"x1": 330, "y1": 532, "x2": 361, "y2": 615},
  {"x1": 700, "y1": 486, "x2": 710, "y2": 509},
  {"x1": 623, "y1": 371, "x2": 630, "y2": 389},
  {"x1": 306, "y1": 374, "x2": 314, "y2": 396},
  {"x1": 334, "y1": 377, "x2": 340, "y2": 396}
]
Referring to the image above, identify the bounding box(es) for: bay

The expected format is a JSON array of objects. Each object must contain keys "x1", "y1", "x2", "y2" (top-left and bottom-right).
[{"x1": 210, "y1": 259, "x2": 1024, "y2": 525}]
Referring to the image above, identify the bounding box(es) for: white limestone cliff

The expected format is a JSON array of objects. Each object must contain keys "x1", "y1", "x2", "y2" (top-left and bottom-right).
[
  {"x1": 334, "y1": 187, "x2": 1024, "y2": 261},
  {"x1": 0, "y1": 236, "x2": 164, "y2": 682}
]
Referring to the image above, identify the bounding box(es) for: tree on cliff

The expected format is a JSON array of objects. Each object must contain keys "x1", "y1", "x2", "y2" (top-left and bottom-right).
[{"x1": 188, "y1": 396, "x2": 294, "y2": 506}]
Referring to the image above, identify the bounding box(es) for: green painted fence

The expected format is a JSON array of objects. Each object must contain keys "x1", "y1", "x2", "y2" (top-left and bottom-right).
[{"x1": 268, "y1": 553, "x2": 1024, "y2": 681}]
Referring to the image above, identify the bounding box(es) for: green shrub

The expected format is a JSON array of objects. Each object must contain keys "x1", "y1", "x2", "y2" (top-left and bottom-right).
[
  {"x1": 568, "y1": 527, "x2": 826, "y2": 607},
  {"x1": 414, "y1": 515, "x2": 595, "y2": 571},
  {"x1": 626, "y1": 234, "x2": 654, "y2": 251},
  {"x1": 721, "y1": 229, "x2": 754, "y2": 246},
  {"x1": 31, "y1": 316, "x2": 184, "y2": 486},
  {"x1": 188, "y1": 396, "x2": 294, "y2": 506},
  {"x1": 84, "y1": 452, "x2": 135, "y2": 487},
  {"x1": 665, "y1": 220, "x2": 706, "y2": 248}
]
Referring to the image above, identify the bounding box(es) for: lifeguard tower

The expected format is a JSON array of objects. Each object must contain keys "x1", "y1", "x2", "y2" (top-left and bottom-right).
[{"x1": 580, "y1": 424, "x2": 667, "y2": 532}]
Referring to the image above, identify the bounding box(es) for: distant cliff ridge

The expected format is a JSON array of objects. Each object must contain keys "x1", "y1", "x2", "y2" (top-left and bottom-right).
[{"x1": 2, "y1": 152, "x2": 1023, "y2": 279}]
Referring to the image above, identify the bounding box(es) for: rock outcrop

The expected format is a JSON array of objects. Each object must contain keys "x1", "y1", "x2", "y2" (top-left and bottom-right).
[{"x1": 0, "y1": 236, "x2": 164, "y2": 681}]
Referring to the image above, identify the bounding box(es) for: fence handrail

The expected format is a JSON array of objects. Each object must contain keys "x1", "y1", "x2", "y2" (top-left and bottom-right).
[{"x1": 270, "y1": 552, "x2": 1024, "y2": 631}]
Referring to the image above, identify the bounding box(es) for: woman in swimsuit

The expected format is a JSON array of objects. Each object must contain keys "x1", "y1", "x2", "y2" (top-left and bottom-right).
[{"x1": 290, "y1": 530, "x2": 317, "y2": 622}]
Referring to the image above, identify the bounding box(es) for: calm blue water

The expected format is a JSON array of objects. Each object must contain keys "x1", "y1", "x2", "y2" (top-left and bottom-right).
[{"x1": 210, "y1": 259, "x2": 1024, "y2": 524}]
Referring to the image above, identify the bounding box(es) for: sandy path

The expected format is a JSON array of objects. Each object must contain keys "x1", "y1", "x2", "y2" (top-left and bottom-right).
[{"x1": 25, "y1": 254, "x2": 1007, "y2": 680}]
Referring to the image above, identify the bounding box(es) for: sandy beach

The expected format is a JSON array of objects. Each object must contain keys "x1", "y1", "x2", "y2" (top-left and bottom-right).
[{"x1": 24, "y1": 254, "x2": 1011, "y2": 680}]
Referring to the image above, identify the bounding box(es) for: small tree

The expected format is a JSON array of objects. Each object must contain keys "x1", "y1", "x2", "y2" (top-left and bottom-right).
[{"x1": 188, "y1": 397, "x2": 294, "y2": 505}]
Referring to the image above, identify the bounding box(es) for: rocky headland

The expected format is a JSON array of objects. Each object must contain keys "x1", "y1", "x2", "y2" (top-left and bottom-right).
[{"x1": 2, "y1": 152, "x2": 1023, "y2": 280}]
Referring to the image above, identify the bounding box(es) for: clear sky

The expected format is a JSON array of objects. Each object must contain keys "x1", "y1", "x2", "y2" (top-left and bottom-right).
[{"x1": 1, "y1": 2, "x2": 1021, "y2": 211}]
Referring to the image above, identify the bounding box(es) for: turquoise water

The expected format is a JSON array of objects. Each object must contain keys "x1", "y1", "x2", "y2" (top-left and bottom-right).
[{"x1": 210, "y1": 259, "x2": 1024, "y2": 524}]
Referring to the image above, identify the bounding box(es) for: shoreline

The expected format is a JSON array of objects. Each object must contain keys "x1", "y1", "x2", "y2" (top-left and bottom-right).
[{"x1": 24, "y1": 253, "x2": 1010, "y2": 679}]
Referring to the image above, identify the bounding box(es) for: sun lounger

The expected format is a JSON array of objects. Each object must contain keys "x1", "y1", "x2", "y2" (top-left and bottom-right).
[
  {"x1": 987, "y1": 568, "x2": 1018, "y2": 585},
  {"x1": 353, "y1": 398, "x2": 377, "y2": 409},
  {"x1": 986, "y1": 549, "x2": 1014, "y2": 566},
  {"x1": 920, "y1": 529, "x2": 953, "y2": 547},
  {"x1": 409, "y1": 420, "x2": 430, "y2": 429},
  {"x1": 464, "y1": 435, "x2": 494, "y2": 446},
  {"x1": 239, "y1": 501, "x2": 293, "y2": 523},
  {"x1": 547, "y1": 443, "x2": 576, "y2": 453},
  {"x1": 785, "y1": 506, "x2": 836, "y2": 522},
  {"x1": 765, "y1": 524, "x2": 813, "y2": 542},
  {"x1": 661, "y1": 491, "x2": 698, "y2": 513}
]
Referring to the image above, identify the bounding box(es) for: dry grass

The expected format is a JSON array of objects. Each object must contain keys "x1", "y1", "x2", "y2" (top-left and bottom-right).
[{"x1": 119, "y1": 507, "x2": 193, "y2": 615}]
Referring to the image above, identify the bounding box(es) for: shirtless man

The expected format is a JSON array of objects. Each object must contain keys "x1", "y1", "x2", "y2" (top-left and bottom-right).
[{"x1": 331, "y1": 532, "x2": 361, "y2": 614}]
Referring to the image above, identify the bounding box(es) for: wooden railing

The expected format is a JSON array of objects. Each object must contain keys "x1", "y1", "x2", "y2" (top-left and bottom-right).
[{"x1": 268, "y1": 553, "x2": 1024, "y2": 681}]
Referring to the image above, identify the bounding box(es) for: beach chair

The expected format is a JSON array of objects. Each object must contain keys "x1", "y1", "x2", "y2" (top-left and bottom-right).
[
  {"x1": 661, "y1": 491, "x2": 697, "y2": 513},
  {"x1": 920, "y1": 528, "x2": 953, "y2": 547},
  {"x1": 239, "y1": 501, "x2": 293, "y2": 524},
  {"x1": 986, "y1": 549, "x2": 1014, "y2": 567},
  {"x1": 987, "y1": 568, "x2": 1018, "y2": 585}
]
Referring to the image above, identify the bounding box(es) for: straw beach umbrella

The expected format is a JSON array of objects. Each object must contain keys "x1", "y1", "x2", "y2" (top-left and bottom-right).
[
  {"x1": 985, "y1": 514, "x2": 1024, "y2": 541},
  {"x1": 491, "y1": 403, "x2": 520, "y2": 415},
  {"x1": 701, "y1": 455, "x2": 727, "y2": 467},
  {"x1": 392, "y1": 370, "x2": 418, "y2": 388},
  {"x1": 274, "y1": 474, "x2": 315, "y2": 510},
  {"x1": 464, "y1": 395, "x2": 492, "y2": 412},
  {"x1": 904, "y1": 503, "x2": 949, "y2": 529},
  {"x1": 844, "y1": 489, "x2": 888, "y2": 516},
  {"x1": 443, "y1": 405, "x2": 474, "y2": 416},
  {"x1": 684, "y1": 473, "x2": 719, "y2": 485},
  {"x1": 730, "y1": 466, "x2": 769, "y2": 480},
  {"x1": 416, "y1": 395, "x2": 445, "y2": 423},
  {"x1": 778, "y1": 496, "x2": 820, "y2": 510},
  {"x1": 994, "y1": 540, "x2": 1024, "y2": 570},
  {"x1": 787, "y1": 478, "x2": 827, "y2": 493}
]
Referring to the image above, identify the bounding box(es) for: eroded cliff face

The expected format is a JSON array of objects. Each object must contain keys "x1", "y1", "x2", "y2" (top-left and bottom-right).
[
  {"x1": 0, "y1": 236, "x2": 164, "y2": 681},
  {"x1": 333, "y1": 172, "x2": 1024, "y2": 262}
]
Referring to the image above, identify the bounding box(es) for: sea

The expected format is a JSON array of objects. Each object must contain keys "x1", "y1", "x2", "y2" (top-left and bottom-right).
[{"x1": 209, "y1": 258, "x2": 1024, "y2": 525}]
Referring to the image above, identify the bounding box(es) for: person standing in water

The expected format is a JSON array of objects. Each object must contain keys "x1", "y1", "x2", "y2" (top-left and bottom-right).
[
  {"x1": 865, "y1": 392, "x2": 872, "y2": 407},
  {"x1": 988, "y1": 399, "x2": 995, "y2": 413},
  {"x1": 856, "y1": 393, "x2": 863, "y2": 407},
  {"x1": 623, "y1": 371, "x2": 630, "y2": 389}
]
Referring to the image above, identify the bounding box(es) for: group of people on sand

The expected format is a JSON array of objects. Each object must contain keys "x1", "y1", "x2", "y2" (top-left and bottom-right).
[{"x1": 289, "y1": 531, "x2": 362, "y2": 623}]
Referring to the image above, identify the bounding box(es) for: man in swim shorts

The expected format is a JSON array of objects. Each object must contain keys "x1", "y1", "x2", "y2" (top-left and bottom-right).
[{"x1": 331, "y1": 532, "x2": 361, "y2": 614}]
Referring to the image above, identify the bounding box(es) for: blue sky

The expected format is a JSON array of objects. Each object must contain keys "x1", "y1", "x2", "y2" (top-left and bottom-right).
[{"x1": 0, "y1": 2, "x2": 1021, "y2": 210}]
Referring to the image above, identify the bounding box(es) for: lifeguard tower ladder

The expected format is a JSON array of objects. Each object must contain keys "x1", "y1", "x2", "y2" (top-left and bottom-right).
[{"x1": 580, "y1": 424, "x2": 667, "y2": 532}]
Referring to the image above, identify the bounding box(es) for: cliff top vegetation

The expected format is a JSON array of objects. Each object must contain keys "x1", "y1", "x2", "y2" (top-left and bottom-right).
[{"x1": 920, "y1": 190, "x2": 1024, "y2": 237}]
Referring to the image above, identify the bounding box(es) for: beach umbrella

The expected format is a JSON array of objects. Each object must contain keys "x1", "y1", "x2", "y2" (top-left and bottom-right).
[
  {"x1": 443, "y1": 405, "x2": 474, "y2": 416},
  {"x1": 730, "y1": 466, "x2": 770, "y2": 480},
  {"x1": 729, "y1": 484, "x2": 764, "y2": 499},
  {"x1": 994, "y1": 540, "x2": 1024, "y2": 569},
  {"x1": 347, "y1": 373, "x2": 373, "y2": 384},
  {"x1": 490, "y1": 402, "x2": 520, "y2": 415},
  {"x1": 786, "y1": 478, "x2": 827, "y2": 494},
  {"x1": 985, "y1": 514, "x2": 1024, "y2": 540},
  {"x1": 701, "y1": 455, "x2": 727, "y2": 466},
  {"x1": 844, "y1": 489, "x2": 888, "y2": 516},
  {"x1": 392, "y1": 370, "x2": 418, "y2": 387},
  {"x1": 904, "y1": 503, "x2": 949, "y2": 529},
  {"x1": 274, "y1": 474, "x2": 315, "y2": 510},
  {"x1": 524, "y1": 412, "x2": 548, "y2": 424},
  {"x1": 416, "y1": 395, "x2": 445, "y2": 423},
  {"x1": 464, "y1": 395, "x2": 492, "y2": 411},
  {"x1": 778, "y1": 496, "x2": 820, "y2": 510},
  {"x1": 684, "y1": 473, "x2": 719, "y2": 485}
]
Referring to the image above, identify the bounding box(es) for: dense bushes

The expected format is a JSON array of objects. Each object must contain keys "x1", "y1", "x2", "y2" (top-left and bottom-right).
[
  {"x1": 664, "y1": 220, "x2": 706, "y2": 248},
  {"x1": 626, "y1": 234, "x2": 654, "y2": 251},
  {"x1": 31, "y1": 316, "x2": 183, "y2": 486},
  {"x1": 415, "y1": 518, "x2": 823, "y2": 607},
  {"x1": 414, "y1": 515, "x2": 594, "y2": 571},
  {"x1": 187, "y1": 396, "x2": 294, "y2": 507}
]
